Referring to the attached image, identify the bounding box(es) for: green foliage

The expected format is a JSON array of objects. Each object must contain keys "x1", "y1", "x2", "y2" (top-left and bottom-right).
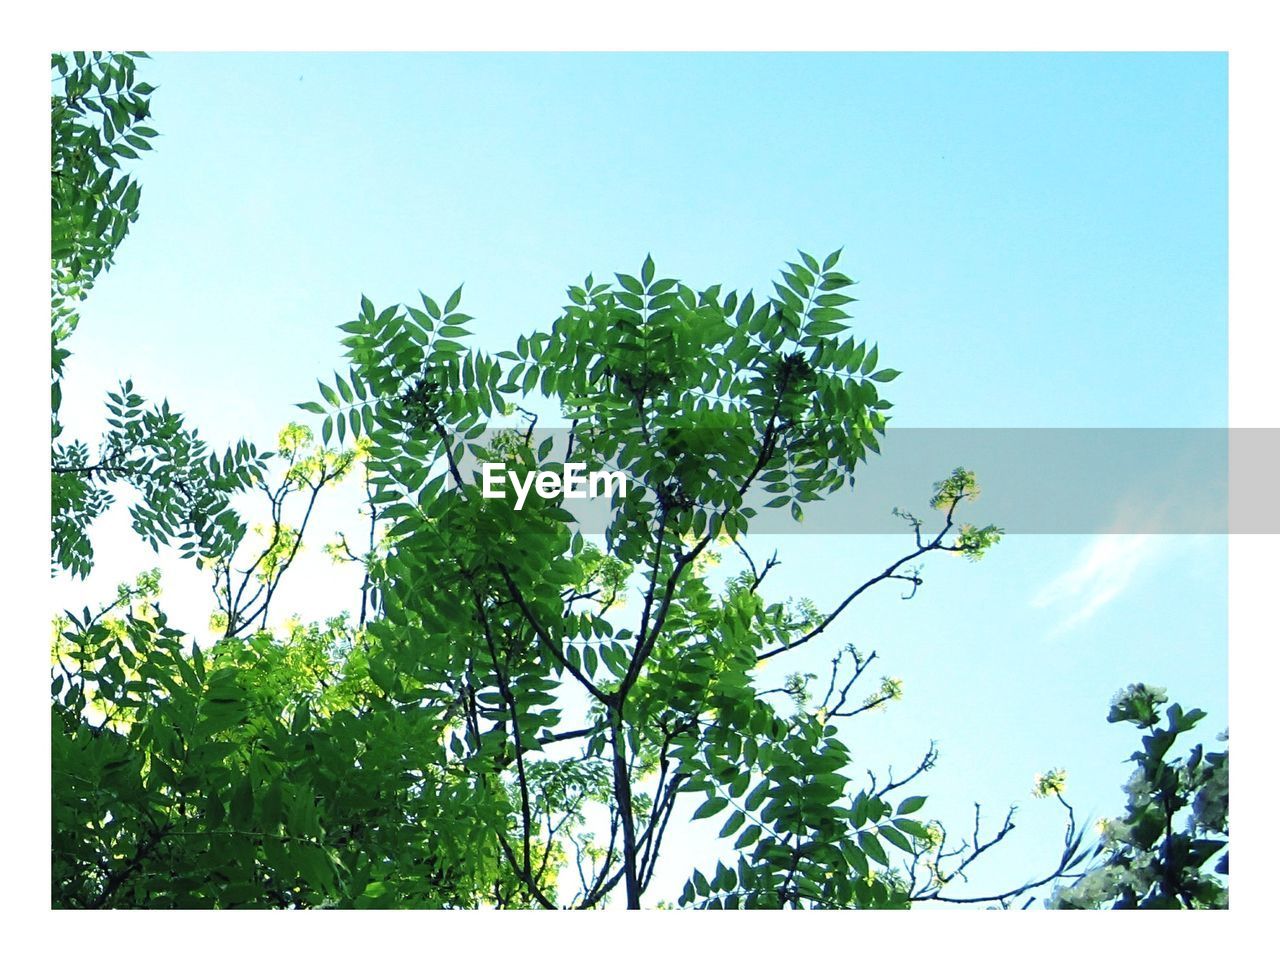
[
  {"x1": 1048, "y1": 687, "x2": 1228, "y2": 909},
  {"x1": 675, "y1": 713, "x2": 924, "y2": 909},
  {"x1": 54, "y1": 243, "x2": 1039, "y2": 910},
  {"x1": 279, "y1": 250, "x2": 1052, "y2": 909},
  {"x1": 52, "y1": 381, "x2": 268, "y2": 576},
  {"x1": 50, "y1": 57, "x2": 1204, "y2": 909},
  {"x1": 51, "y1": 51, "x2": 156, "y2": 346},
  {"x1": 52, "y1": 610, "x2": 506, "y2": 907},
  {"x1": 50, "y1": 53, "x2": 266, "y2": 578},
  {"x1": 51, "y1": 51, "x2": 156, "y2": 457}
]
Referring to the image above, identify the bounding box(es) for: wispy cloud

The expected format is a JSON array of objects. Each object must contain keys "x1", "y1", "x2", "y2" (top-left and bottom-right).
[{"x1": 1033, "y1": 534, "x2": 1163, "y2": 636}]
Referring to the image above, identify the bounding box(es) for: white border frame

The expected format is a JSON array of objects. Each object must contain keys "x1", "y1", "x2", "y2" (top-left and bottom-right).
[{"x1": 10, "y1": 2, "x2": 1271, "y2": 953}]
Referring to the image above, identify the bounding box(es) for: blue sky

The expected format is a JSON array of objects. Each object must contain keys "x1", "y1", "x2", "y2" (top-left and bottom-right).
[{"x1": 56, "y1": 52, "x2": 1227, "y2": 903}]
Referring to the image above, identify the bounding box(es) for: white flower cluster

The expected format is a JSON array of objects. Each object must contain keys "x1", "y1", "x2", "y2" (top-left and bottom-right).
[
  {"x1": 1048, "y1": 852, "x2": 1159, "y2": 909},
  {"x1": 1123, "y1": 768, "x2": 1153, "y2": 809},
  {"x1": 1111, "y1": 682, "x2": 1167, "y2": 708},
  {"x1": 1049, "y1": 689, "x2": 1228, "y2": 909},
  {"x1": 1192, "y1": 751, "x2": 1229, "y2": 835},
  {"x1": 1096, "y1": 817, "x2": 1134, "y2": 850},
  {"x1": 1108, "y1": 683, "x2": 1168, "y2": 725}
]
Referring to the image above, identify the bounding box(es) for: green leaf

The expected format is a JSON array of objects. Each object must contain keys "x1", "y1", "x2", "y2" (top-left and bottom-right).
[
  {"x1": 896, "y1": 795, "x2": 926, "y2": 815},
  {"x1": 616, "y1": 273, "x2": 644, "y2": 295},
  {"x1": 861, "y1": 831, "x2": 889, "y2": 866},
  {"x1": 860, "y1": 345, "x2": 879, "y2": 375},
  {"x1": 719, "y1": 810, "x2": 746, "y2": 838},
  {"x1": 744, "y1": 780, "x2": 769, "y2": 811},
  {"x1": 694, "y1": 797, "x2": 729, "y2": 820},
  {"x1": 692, "y1": 868, "x2": 710, "y2": 897},
  {"x1": 229, "y1": 775, "x2": 254, "y2": 829},
  {"x1": 878, "y1": 823, "x2": 914, "y2": 853}
]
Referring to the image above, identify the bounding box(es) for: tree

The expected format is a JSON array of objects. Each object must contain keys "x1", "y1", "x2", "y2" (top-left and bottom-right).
[
  {"x1": 57, "y1": 53, "x2": 1205, "y2": 911},
  {"x1": 51, "y1": 51, "x2": 265, "y2": 579},
  {"x1": 293, "y1": 254, "x2": 1046, "y2": 911},
  {"x1": 1047, "y1": 685, "x2": 1229, "y2": 909},
  {"x1": 52, "y1": 244, "x2": 1084, "y2": 908}
]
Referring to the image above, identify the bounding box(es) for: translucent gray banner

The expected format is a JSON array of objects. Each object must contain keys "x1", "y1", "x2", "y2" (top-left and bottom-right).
[{"x1": 448, "y1": 428, "x2": 1278, "y2": 534}]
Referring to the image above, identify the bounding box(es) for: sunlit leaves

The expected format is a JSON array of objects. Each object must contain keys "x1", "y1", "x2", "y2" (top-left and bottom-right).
[
  {"x1": 51, "y1": 196, "x2": 1048, "y2": 911},
  {"x1": 49, "y1": 56, "x2": 263, "y2": 579},
  {"x1": 51, "y1": 51, "x2": 159, "y2": 329},
  {"x1": 52, "y1": 610, "x2": 508, "y2": 907}
]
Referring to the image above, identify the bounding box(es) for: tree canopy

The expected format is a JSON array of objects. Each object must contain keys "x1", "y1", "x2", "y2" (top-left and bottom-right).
[{"x1": 49, "y1": 53, "x2": 1227, "y2": 910}]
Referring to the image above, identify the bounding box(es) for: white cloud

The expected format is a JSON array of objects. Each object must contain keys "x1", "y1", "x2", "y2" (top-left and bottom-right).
[{"x1": 1033, "y1": 534, "x2": 1163, "y2": 636}]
